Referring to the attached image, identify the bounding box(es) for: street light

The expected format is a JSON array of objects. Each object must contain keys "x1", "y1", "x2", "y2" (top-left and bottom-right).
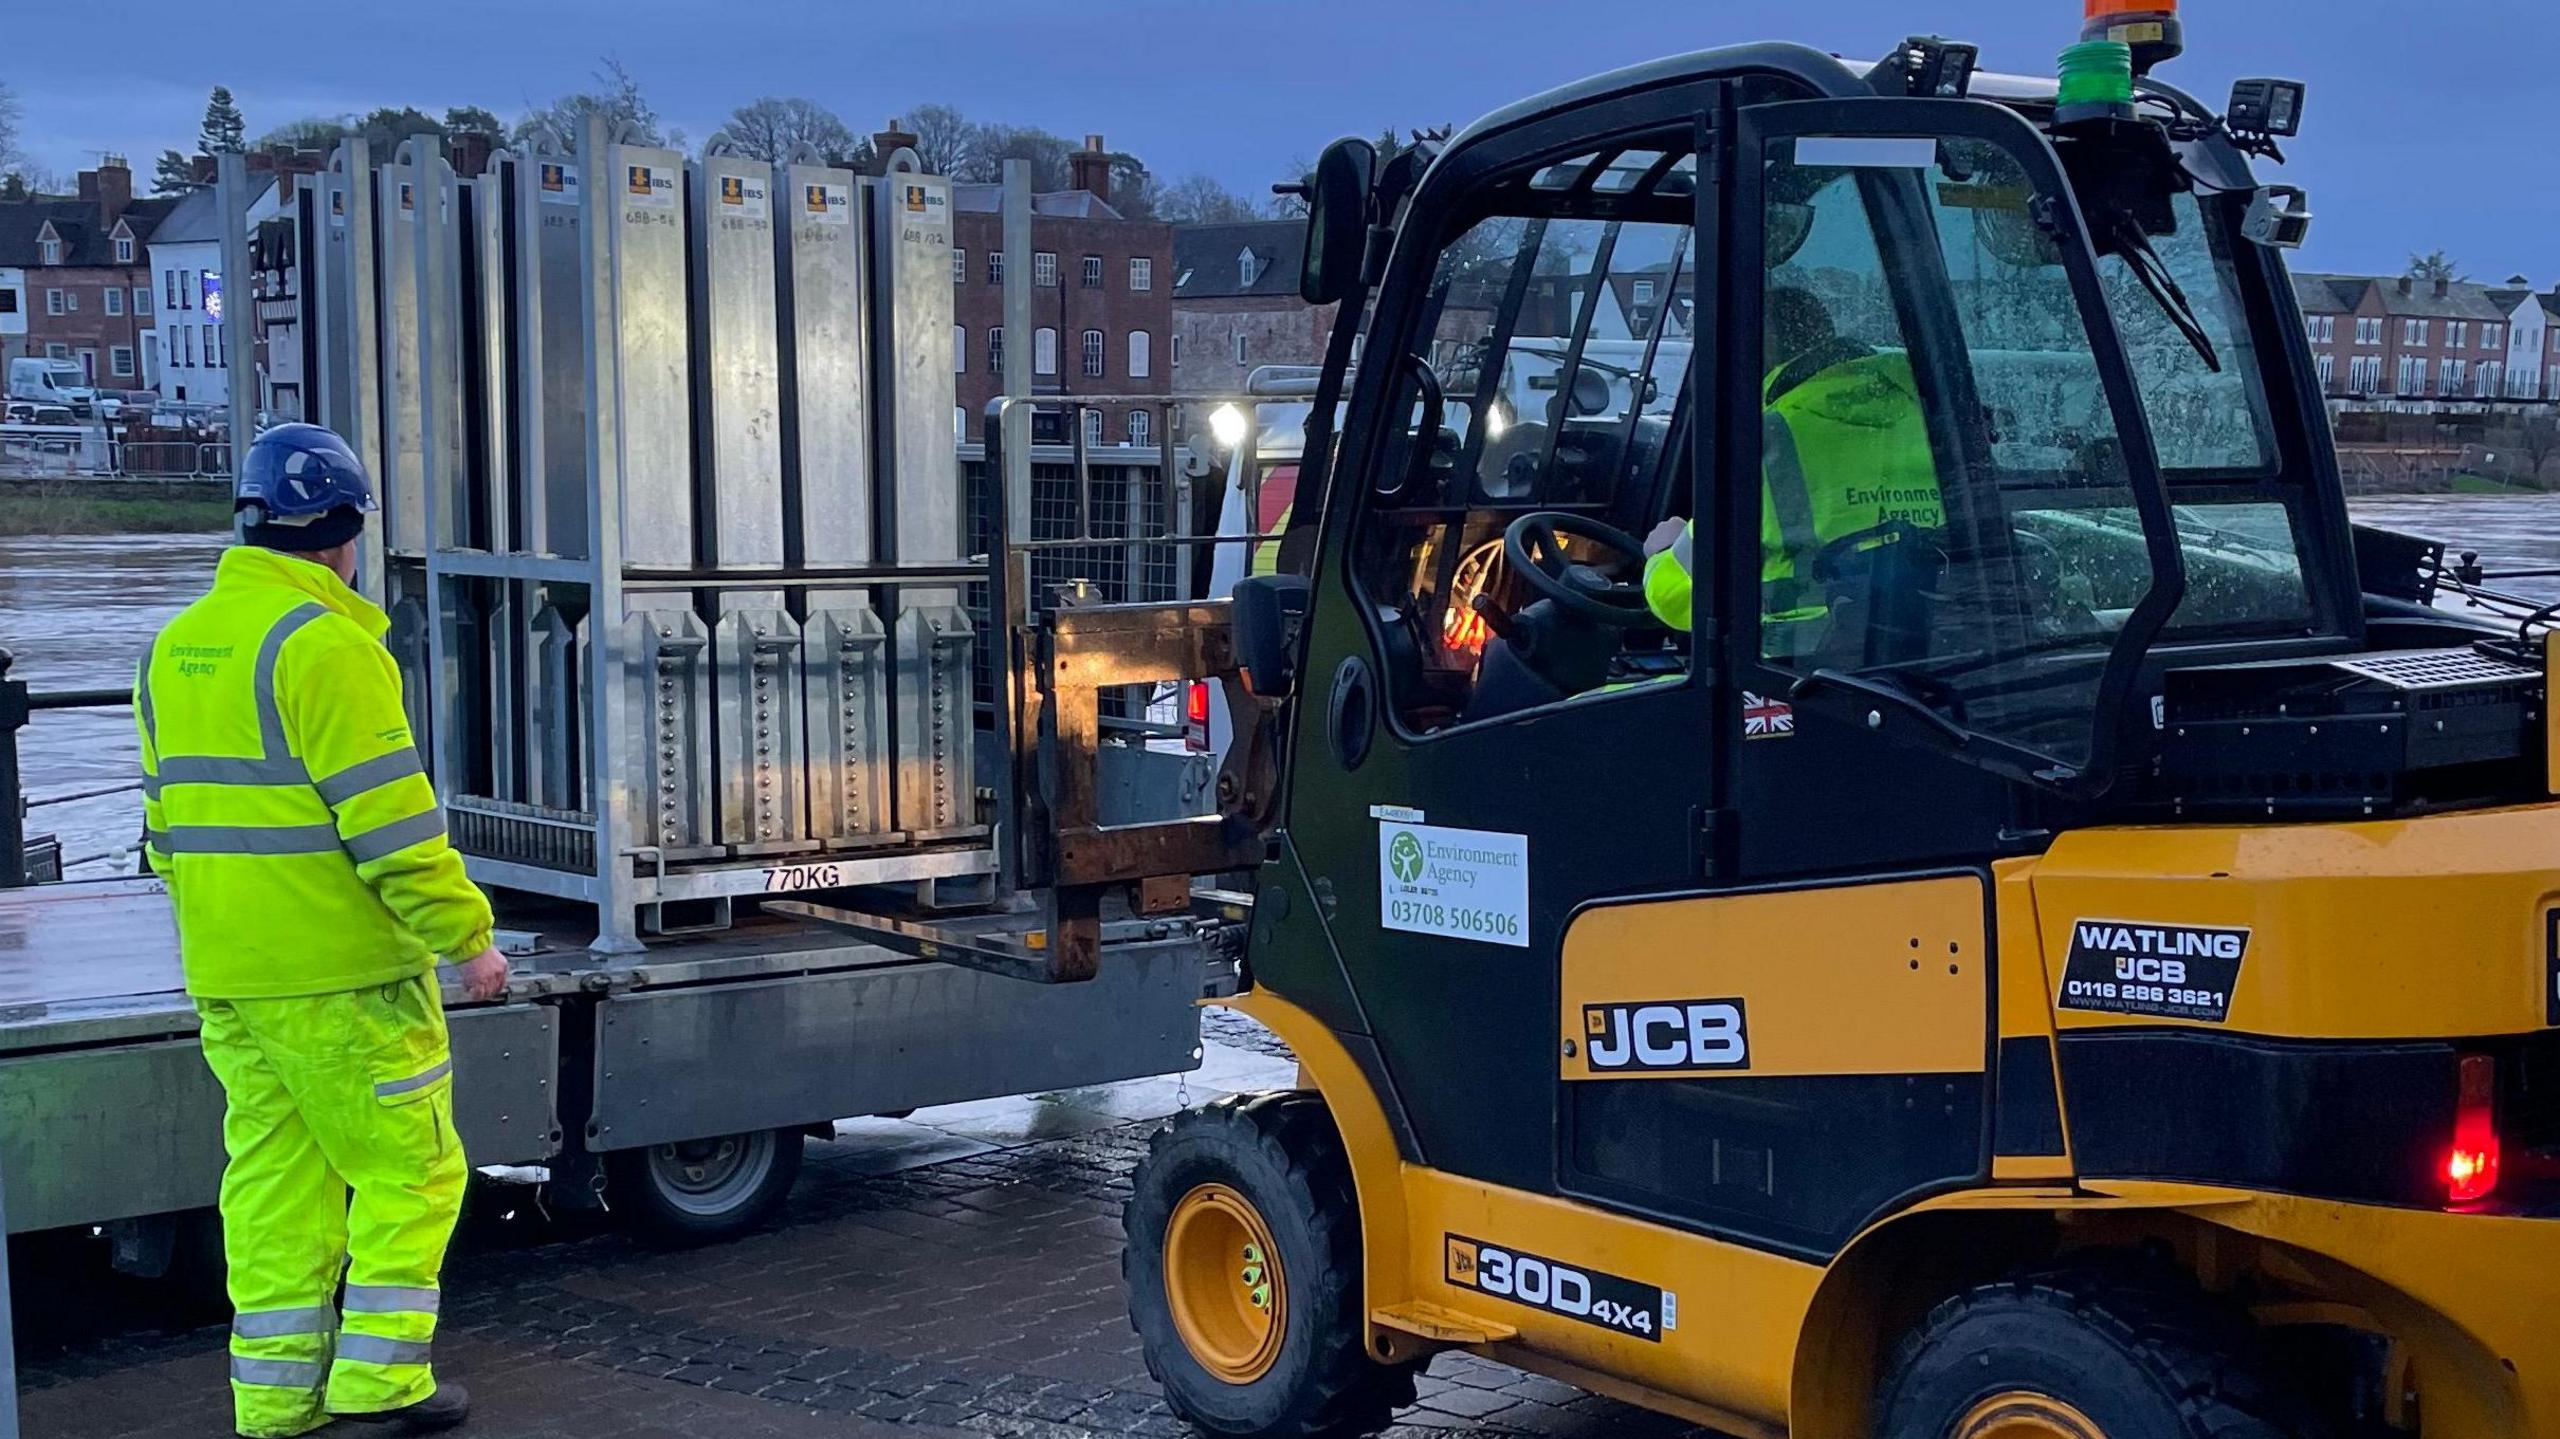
[{"x1": 1209, "y1": 403, "x2": 1250, "y2": 450}]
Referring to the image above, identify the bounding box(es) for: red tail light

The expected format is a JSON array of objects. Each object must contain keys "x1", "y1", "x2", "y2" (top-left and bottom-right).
[
  {"x1": 1184, "y1": 680, "x2": 1211, "y2": 752},
  {"x1": 2445, "y1": 1054, "x2": 2501, "y2": 1206}
]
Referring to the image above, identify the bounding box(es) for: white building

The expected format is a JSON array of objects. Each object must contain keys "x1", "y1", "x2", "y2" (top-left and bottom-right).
[
  {"x1": 2505, "y1": 288, "x2": 2560, "y2": 403},
  {"x1": 146, "y1": 179, "x2": 283, "y2": 407},
  {"x1": 0, "y1": 266, "x2": 24, "y2": 360}
]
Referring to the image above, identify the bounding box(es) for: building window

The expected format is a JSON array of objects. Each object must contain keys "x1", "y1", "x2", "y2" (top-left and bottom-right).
[
  {"x1": 0, "y1": 288, "x2": 15, "y2": 315},
  {"x1": 1080, "y1": 328, "x2": 1105, "y2": 378},
  {"x1": 2396, "y1": 356, "x2": 2422, "y2": 395},
  {"x1": 2484, "y1": 323, "x2": 2503, "y2": 350},
  {"x1": 2447, "y1": 321, "x2": 2468, "y2": 349},
  {"x1": 2356, "y1": 317, "x2": 2382, "y2": 346},
  {"x1": 1234, "y1": 331, "x2": 1248, "y2": 366},
  {"x1": 114, "y1": 235, "x2": 135, "y2": 263},
  {"x1": 953, "y1": 248, "x2": 967, "y2": 284},
  {"x1": 1081, "y1": 254, "x2": 1103, "y2": 289},
  {"x1": 2440, "y1": 358, "x2": 2465, "y2": 393},
  {"x1": 105, "y1": 288, "x2": 124, "y2": 316},
  {"x1": 164, "y1": 269, "x2": 180, "y2": 309},
  {"x1": 204, "y1": 323, "x2": 219, "y2": 368},
  {"x1": 45, "y1": 342, "x2": 70, "y2": 360},
  {"x1": 1082, "y1": 408, "x2": 1104, "y2": 445},
  {"x1": 1238, "y1": 248, "x2": 1259, "y2": 289},
  {"x1": 180, "y1": 326, "x2": 194, "y2": 367},
  {"x1": 2307, "y1": 315, "x2": 2334, "y2": 343},
  {"x1": 988, "y1": 326, "x2": 1005, "y2": 373},
  {"x1": 2348, "y1": 355, "x2": 2379, "y2": 394},
  {"x1": 988, "y1": 251, "x2": 1005, "y2": 285},
  {"x1": 954, "y1": 325, "x2": 967, "y2": 372},
  {"x1": 1632, "y1": 279, "x2": 1657, "y2": 307},
  {"x1": 1034, "y1": 326, "x2": 1058, "y2": 375},
  {"x1": 1034, "y1": 251, "x2": 1058, "y2": 288},
  {"x1": 45, "y1": 289, "x2": 65, "y2": 316},
  {"x1": 181, "y1": 269, "x2": 196, "y2": 309},
  {"x1": 1127, "y1": 330, "x2": 1151, "y2": 379},
  {"x1": 2315, "y1": 353, "x2": 2334, "y2": 391},
  {"x1": 1170, "y1": 332, "x2": 1183, "y2": 367},
  {"x1": 110, "y1": 345, "x2": 135, "y2": 378},
  {"x1": 134, "y1": 286, "x2": 151, "y2": 316},
  {"x1": 2480, "y1": 361, "x2": 2502, "y2": 397},
  {"x1": 1128, "y1": 408, "x2": 1151, "y2": 446},
  {"x1": 1128, "y1": 257, "x2": 1152, "y2": 291},
  {"x1": 39, "y1": 236, "x2": 62, "y2": 265}
]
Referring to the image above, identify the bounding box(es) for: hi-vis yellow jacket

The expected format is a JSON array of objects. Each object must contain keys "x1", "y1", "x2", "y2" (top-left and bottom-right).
[{"x1": 135, "y1": 547, "x2": 493, "y2": 999}]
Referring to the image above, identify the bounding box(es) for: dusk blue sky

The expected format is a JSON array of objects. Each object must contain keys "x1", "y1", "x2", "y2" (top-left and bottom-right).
[{"x1": 8, "y1": 0, "x2": 2555, "y2": 281}]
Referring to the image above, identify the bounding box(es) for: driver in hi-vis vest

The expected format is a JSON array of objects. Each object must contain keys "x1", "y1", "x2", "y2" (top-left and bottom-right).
[{"x1": 1641, "y1": 287, "x2": 1943, "y2": 646}]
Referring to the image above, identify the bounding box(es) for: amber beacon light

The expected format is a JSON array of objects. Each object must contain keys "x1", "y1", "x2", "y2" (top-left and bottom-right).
[{"x1": 2083, "y1": 0, "x2": 2184, "y2": 72}]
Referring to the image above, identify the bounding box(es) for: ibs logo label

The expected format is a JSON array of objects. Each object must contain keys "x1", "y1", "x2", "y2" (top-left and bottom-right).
[
  {"x1": 720, "y1": 175, "x2": 745, "y2": 205},
  {"x1": 904, "y1": 184, "x2": 927, "y2": 212},
  {"x1": 540, "y1": 162, "x2": 569, "y2": 193},
  {"x1": 626, "y1": 165, "x2": 652, "y2": 196}
]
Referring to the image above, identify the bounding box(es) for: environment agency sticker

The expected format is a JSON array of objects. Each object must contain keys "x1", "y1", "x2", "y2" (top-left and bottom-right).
[{"x1": 1378, "y1": 821, "x2": 1528, "y2": 948}]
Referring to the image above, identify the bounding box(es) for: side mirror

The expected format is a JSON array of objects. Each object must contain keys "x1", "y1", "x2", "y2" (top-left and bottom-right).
[
  {"x1": 1232, "y1": 575, "x2": 1314, "y2": 698},
  {"x1": 1301, "y1": 138, "x2": 1377, "y2": 306}
]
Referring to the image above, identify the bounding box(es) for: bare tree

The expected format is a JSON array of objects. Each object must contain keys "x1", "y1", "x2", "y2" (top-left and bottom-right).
[
  {"x1": 709, "y1": 97, "x2": 861, "y2": 163},
  {"x1": 897, "y1": 104, "x2": 975, "y2": 176},
  {"x1": 0, "y1": 80, "x2": 25, "y2": 177},
  {"x1": 514, "y1": 59, "x2": 674, "y2": 154},
  {"x1": 2519, "y1": 414, "x2": 2560, "y2": 484},
  {"x1": 1155, "y1": 173, "x2": 1263, "y2": 224},
  {"x1": 958, "y1": 124, "x2": 1076, "y2": 188}
]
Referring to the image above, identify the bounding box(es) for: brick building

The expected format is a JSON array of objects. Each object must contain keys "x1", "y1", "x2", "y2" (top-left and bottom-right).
[
  {"x1": 2295, "y1": 270, "x2": 2539, "y2": 414},
  {"x1": 0, "y1": 158, "x2": 174, "y2": 386},
  {"x1": 949, "y1": 136, "x2": 1173, "y2": 448},
  {"x1": 1171, "y1": 220, "x2": 1334, "y2": 404}
]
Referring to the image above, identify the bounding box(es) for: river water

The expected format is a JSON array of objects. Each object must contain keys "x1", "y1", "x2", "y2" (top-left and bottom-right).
[{"x1": 5, "y1": 496, "x2": 2557, "y2": 875}]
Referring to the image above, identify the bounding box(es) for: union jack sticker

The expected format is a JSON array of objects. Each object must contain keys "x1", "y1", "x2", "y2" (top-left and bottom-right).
[{"x1": 1741, "y1": 691, "x2": 1794, "y2": 740}]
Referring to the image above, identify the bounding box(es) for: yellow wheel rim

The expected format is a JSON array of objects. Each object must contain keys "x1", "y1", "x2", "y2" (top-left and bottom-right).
[
  {"x1": 1163, "y1": 1183, "x2": 1287, "y2": 1384},
  {"x1": 1953, "y1": 1391, "x2": 2109, "y2": 1439}
]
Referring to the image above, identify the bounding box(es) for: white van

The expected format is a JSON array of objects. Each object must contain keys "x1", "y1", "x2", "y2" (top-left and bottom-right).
[{"x1": 6, "y1": 357, "x2": 96, "y2": 419}]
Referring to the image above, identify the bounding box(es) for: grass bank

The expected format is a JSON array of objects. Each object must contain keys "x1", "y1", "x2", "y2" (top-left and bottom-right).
[{"x1": 0, "y1": 482, "x2": 232, "y2": 536}]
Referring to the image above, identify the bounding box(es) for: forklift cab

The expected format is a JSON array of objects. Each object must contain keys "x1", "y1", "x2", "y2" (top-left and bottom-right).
[{"x1": 1253, "y1": 40, "x2": 2362, "y2": 1242}]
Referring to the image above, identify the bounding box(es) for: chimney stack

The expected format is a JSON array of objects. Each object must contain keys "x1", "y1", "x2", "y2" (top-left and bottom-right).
[
  {"x1": 2397, "y1": 276, "x2": 2413, "y2": 296},
  {"x1": 448, "y1": 130, "x2": 494, "y2": 179},
  {"x1": 1069, "y1": 134, "x2": 1111, "y2": 206},
  {"x1": 871, "y1": 118, "x2": 920, "y2": 175},
  {"x1": 2434, "y1": 276, "x2": 2450, "y2": 299},
  {"x1": 77, "y1": 158, "x2": 134, "y2": 226}
]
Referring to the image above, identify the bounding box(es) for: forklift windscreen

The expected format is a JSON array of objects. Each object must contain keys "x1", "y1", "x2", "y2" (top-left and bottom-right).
[{"x1": 1353, "y1": 105, "x2": 2328, "y2": 778}]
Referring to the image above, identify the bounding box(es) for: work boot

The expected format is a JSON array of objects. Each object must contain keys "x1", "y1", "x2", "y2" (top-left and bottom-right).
[{"x1": 339, "y1": 1383, "x2": 468, "y2": 1432}]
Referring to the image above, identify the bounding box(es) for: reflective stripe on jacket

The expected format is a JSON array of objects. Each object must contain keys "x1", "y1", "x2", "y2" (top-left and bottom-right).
[
  {"x1": 1641, "y1": 352, "x2": 1942, "y2": 633},
  {"x1": 136, "y1": 546, "x2": 494, "y2": 999}
]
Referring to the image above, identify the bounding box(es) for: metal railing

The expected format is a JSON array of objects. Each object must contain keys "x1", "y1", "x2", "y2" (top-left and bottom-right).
[
  {"x1": 0, "y1": 647, "x2": 134, "y2": 890},
  {"x1": 0, "y1": 429, "x2": 231, "y2": 481}
]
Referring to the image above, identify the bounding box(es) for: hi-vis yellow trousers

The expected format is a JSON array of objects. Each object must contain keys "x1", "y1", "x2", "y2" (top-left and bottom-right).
[{"x1": 194, "y1": 972, "x2": 467, "y2": 1438}]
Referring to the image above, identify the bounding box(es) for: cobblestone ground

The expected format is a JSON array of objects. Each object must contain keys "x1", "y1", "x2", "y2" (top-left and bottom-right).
[{"x1": 13, "y1": 1017, "x2": 1721, "y2": 1439}]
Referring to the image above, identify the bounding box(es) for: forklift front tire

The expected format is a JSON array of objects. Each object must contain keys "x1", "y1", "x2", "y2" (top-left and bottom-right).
[
  {"x1": 1125, "y1": 1093, "x2": 1416, "y2": 1438},
  {"x1": 1877, "y1": 1260, "x2": 2325, "y2": 1439}
]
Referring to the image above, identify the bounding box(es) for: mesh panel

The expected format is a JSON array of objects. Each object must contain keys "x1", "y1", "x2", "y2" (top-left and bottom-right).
[{"x1": 965, "y1": 450, "x2": 1189, "y2": 716}]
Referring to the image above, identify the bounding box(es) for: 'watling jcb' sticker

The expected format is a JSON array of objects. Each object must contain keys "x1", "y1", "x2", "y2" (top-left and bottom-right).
[
  {"x1": 2059, "y1": 919, "x2": 2249, "y2": 1024},
  {"x1": 1579, "y1": 1000, "x2": 1750, "y2": 1075},
  {"x1": 1445, "y1": 1236, "x2": 1671, "y2": 1341}
]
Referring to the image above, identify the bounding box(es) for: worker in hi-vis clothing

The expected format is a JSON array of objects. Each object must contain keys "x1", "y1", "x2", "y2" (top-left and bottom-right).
[
  {"x1": 1642, "y1": 288, "x2": 1943, "y2": 642},
  {"x1": 135, "y1": 423, "x2": 508, "y2": 1437}
]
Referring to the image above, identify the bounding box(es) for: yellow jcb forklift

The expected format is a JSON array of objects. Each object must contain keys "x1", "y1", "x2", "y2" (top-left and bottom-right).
[{"x1": 1107, "y1": 5, "x2": 2560, "y2": 1436}]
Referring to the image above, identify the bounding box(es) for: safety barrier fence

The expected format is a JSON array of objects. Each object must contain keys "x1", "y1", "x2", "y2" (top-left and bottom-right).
[
  {"x1": 0, "y1": 648, "x2": 132, "y2": 890},
  {"x1": 0, "y1": 431, "x2": 231, "y2": 482}
]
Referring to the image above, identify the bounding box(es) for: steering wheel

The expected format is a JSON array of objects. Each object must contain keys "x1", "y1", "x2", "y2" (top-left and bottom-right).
[{"x1": 1504, "y1": 512, "x2": 1655, "y2": 627}]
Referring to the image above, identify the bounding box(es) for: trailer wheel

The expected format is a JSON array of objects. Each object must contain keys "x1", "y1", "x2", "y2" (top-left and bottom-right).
[
  {"x1": 1878, "y1": 1259, "x2": 2326, "y2": 1439},
  {"x1": 1124, "y1": 1093, "x2": 1415, "y2": 1438},
  {"x1": 607, "y1": 1127, "x2": 804, "y2": 1246}
]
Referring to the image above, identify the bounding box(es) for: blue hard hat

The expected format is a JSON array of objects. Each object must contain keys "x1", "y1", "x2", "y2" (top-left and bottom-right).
[{"x1": 237, "y1": 423, "x2": 378, "y2": 529}]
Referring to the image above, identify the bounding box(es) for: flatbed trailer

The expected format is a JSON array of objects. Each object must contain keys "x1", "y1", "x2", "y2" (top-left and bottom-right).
[{"x1": 0, "y1": 878, "x2": 1219, "y2": 1244}]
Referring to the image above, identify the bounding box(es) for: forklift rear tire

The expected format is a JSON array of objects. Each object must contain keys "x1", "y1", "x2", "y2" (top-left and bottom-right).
[
  {"x1": 1877, "y1": 1260, "x2": 2325, "y2": 1439},
  {"x1": 1125, "y1": 1093, "x2": 1416, "y2": 1437},
  {"x1": 607, "y1": 1127, "x2": 803, "y2": 1247}
]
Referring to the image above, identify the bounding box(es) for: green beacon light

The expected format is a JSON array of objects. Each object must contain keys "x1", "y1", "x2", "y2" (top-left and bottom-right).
[{"x1": 2055, "y1": 39, "x2": 2137, "y2": 128}]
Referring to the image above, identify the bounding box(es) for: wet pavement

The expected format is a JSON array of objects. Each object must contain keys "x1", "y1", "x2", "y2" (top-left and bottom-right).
[{"x1": 11, "y1": 1013, "x2": 1719, "y2": 1439}]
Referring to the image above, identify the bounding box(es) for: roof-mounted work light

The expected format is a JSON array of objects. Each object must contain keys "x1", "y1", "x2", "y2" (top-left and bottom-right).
[{"x1": 1880, "y1": 35, "x2": 1979, "y2": 99}]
